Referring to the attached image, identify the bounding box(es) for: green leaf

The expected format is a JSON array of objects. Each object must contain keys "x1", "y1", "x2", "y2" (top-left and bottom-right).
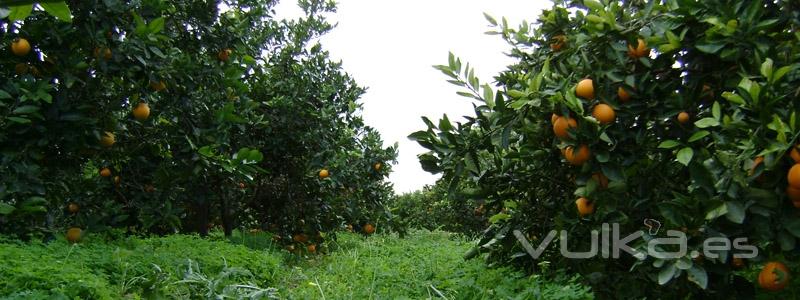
[
  {"x1": 676, "y1": 147, "x2": 694, "y2": 166},
  {"x1": 695, "y1": 42, "x2": 725, "y2": 54},
  {"x1": 760, "y1": 58, "x2": 773, "y2": 80},
  {"x1": 783, "y1": 218, "x2": 800, "y2": 239},
  {"x1": 705, "y1": 203, "x2": 728, "y2": 220},
  {"x1": 8, "y1": 4, "x2": 32, "y2": 21},
  {"x1": 583, "y1": 0, "x2": 604, "y2": 11},
  {"x1": 148, "y1": 17, "x2": 165, "y2": 34},
  {"x1": 198, "y1": 146, "x2": 215, "y2": 157},
  {"x1": 658, "y1": 263, "x2": 677, "y2": 285},
  {"x1": 721, "y1": 92, "x2": 745, "y2": 105},
  {"x1": 483, "y1": 12, "x2": 497, "y2": 26},
  {"x1": 694, "y1": 118, "x2": 720, "y2": 128},
  {"x1": 688, "y1": 131, "x2": 710, "y2": 143},
  {"x1": 0, "y1": 90, "x2": 10, "y2": 99},
  {"x1": 6, "y1": 116, "x2": 31, "y2": 124},
  {"x1": 687, "y1": 266, "x2": 708, "y2": 289},
  {"x1": 658, "y1": 140, "x2": 681, "y2": 149},
  {"x1": 40, "y1": 1, "x2": 72, "y2": 22},
  {"x1": 12, "y1": 105, "x2": 38, "y2": 114},
  {"x1": 489, "y1": 213, "x2": 511, "y2": 224},
  {"x1": 725, "y1": 201, "x2": 745, "y2": 224},
  {"x1": 712, "y1": 102, "x2": 721, "y2": 120},
  {"x1": 772, "y1": 65, "x2": 792, "y2": 84},
  {"x1": 0, "y1": 203, "x2": 14, "y2": 215}
]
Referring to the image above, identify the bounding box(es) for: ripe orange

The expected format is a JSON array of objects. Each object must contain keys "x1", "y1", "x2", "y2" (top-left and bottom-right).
[
  {"x1": 575, "y1": 197, "x2": 595, "y2": 217},
  {"x1": 363, "y1": 223, "x2": 376, "y2": 235},
  {"x1": 292, "y1": 233, "x2": 309, "y2": 243},
  {"x1": 551, "y1": 113, "x2": 559, "y2": 124},
  {"x1": 11, "y1": 38, "x2": 31, "y2": 56},
  {"x1": 565, "y1": 145, "x2": 591, "y2": 166},
  {"x1": 373, "y1": 162, "x2": 382, "y2": 171},
  {"x1": 575, "y1": 79, "x2": 594, "y2": 100},
  {"x1": 789, "y1": 164, "x2": 800, "y2": 189},
  {"x1": 790, "y1": 145, "x2": 800, "y2": 163},
  {"x1": 617, "y1": 87, "x2": 631, "y2": 102},
  {"x1": 307, "y1": 244, "x2": 317, "y2": 253},
  {"x1": 346, "y1": 224, "x2": 353, "y2": 232},
  {"x1": 592, "y1": 172, "x2": 609, "y2": 189},
  {"x1": 677, "y1": 112, "x2": 690, "y2": 124},
  {"x1": 14, "y1": 63, "x2": 29, "y2": 75},
  {"x1": 319, "y1": 169, "x2": 330, "y2": 179},
  {"x1": 100, "y1": 131, "x2": 116, "y2": 147},
  {"x1": 627, "y1": 38, "x2": 648, "y2": 58},
  {"x1": 66, "y1": 227, "x2": 82, "y2": 243},
  {"x1": 749, "y1": 156, "x2": 764, "y2": 176},
  {"x1": 145, "y1": 184, "x2": 156, "y2": 193},
  {"x1": 99, "y1": 168, "x2": 112, "y2": 177},
  {"x1": 550, "y1": 35, "x2": 566, "y2": 51},
  {"x1": 218, "y1": 48, "x2": 232, "y2": 62},
  {"x1": 67, "y1": 203, "x2": 79, "y2": 214},
  {"x1": 758, "y1": 262, "x2": 790, "y2": 291},
  {"x1": 553, "y1": 116, "x2": 577, "y2": 139},
  {"x1": 592, "y1": 104, "x2": 616, "y2": 125},
  {"x1": 93, "y1": 47, "x2": 112, "y2": 60},
  {"x1": 133, "y1": 103, "x2": 150, "y2": 121},
  {"x1": 150, "y1": 81, "x2": 167, "y2": 92}
]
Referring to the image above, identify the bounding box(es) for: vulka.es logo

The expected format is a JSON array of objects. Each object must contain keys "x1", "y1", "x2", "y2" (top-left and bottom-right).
[{"x1": 513, "y1": 223, "x2": 758, "y2": 260}]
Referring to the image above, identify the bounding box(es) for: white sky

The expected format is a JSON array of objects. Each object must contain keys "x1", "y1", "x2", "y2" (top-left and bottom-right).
[{"x1": 275, "y1": 0, "x2": 548, "y2": 194}]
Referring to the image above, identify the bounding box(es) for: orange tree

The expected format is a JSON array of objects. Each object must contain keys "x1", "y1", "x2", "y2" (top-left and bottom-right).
[
  {"x1": 411, "y1": 0, "x2": 800, "y2": 298},
  {"x1": 0, "y1": 0, "x2": 396, "y2": 244}
]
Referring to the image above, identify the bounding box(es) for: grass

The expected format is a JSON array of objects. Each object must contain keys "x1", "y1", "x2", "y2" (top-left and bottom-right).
[{"x1": 0, "y1": 230, "x2": 592, "y2": 299}]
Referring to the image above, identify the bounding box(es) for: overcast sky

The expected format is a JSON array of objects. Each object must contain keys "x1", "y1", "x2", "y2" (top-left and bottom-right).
[{"x1": 275, "y1": 1, "x2": 549, "y2": 194}]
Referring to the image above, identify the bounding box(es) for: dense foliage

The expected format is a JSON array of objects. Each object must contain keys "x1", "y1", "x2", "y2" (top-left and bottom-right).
[
  {"x1": 412, "y1": 0, "x2": 800, "y2": 298},
  {"x1": 0, "y1": 0, "x2": 397, "y2": 246},
  {"x1": 390, "y1": 182, "x2": 489, "y2": 236}
]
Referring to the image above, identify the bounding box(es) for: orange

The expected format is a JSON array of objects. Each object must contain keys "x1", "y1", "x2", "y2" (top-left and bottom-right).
[
  {"x1": 11, "y1": 38, "x2": 31, "y2": 56},
  {"x1": 67, "y1": 203, "x2": 79, "y2": 214},
  {"x1": 99, "y1": 168, "x2": 112, "y2": 177},
  {"x1": 14, "y1": 63, "x2": 29, "y2": 75},
  {"x1": 66, "y1": 227, "x2": 82, "y2": 243},
  {"x1": 218, "y1": 48, "x2": 232, "y2": 62},
  {"x1": 758, "y1": 262, "x2": 790, "y2": 291},
  {"x1": 100, "y1": 131, "x2": 116, "y2": 147},
  {"x1": 627, "y1": 38, "x2": 648, "y2": 58},
  {"x1": 749, "y1": 156, "x2": 764, "y2": 176},
  {"x1": 592, "y1": 173, "x2": 609, "y2": 189},
  {"x1": 346, "y1": 224, "x2": 353, "y2": 232},
  {"x1": 617, "y1": 87, "x2": 631, "y2": 102},
  {"x1": 238, "y1": 182, "x2": 246, "y2": 189},
  {"x1": 132, "y1": 103, "x2": 150, "y2": 121},
  {"x1": 550, "y1": 35, "x2": 566, "y2": 51},
  {"x1": 150, "y1": 81, "x2": 167, "y2": 92},
  {"x1": 565, "y1": 145, "x2": 591, "y2": 166},
  {"x1": 307, "y1": 244, "x2": 317, "y2": 253},
  {"x1": 114, "y1": 176, "x2": 121, "y2": 186},
  {"x1": 790, "y1": 145, "x2": 800, "y2": 163},
  {"x1": 93, "y1": 47, "x2": 112, "y2": 60},
  {"x1": 553, "y1": 116, "x2": 578, "y2": 139},
  {"x1": 319, "y1": 169, "x2": 330, "y2": 179},
  {"x1": 373, "y1": 162, "x2": 382, "y2": 171},
  {"x1": 575, "y1": 79, "x2": 594, "y2": 99},
  {"x1": 677, "y1": 112, "x2": 690, "y2": 124},
  {"x1": 788, "y1": 186, "x2": 800, "y2": 202},
  {"x1": 145, "y1": 184, "x2": 156, "y2": 193},
  {"x1": 575, "y1": 198, "x2": 595, "y2": 217},
  {"x1": 293, "y1": 233, "x2": 309, "y2": 243},
  {"x1": 592, "y1": 104, "x2": 616, "y2": 125},
  {"x1": 363, "y1": 223, "x2": 376, "y2": 235},
  {"x1": 789, "y1": 164, "x2": 800, "y2": 189},
  {"x1": 551, "y1": 113, "x2": 559, "y2": 124}
]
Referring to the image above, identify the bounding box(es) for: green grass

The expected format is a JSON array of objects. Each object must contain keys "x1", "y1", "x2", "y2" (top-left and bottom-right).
[{"x1": 0, "y1": 231, "x2": 592, "y2": 299}]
